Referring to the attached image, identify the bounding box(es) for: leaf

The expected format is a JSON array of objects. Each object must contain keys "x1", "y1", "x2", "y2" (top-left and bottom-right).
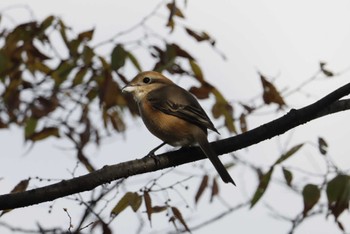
[
  {"x1": 152, "y1": 206, "x2": 167, "y2": 213},
  {"x1": 28, "y1": 127, "x2": 60, "y2": 142},
  {"x1": 82, "y1": 45, "x2": 94, "y2": 65},
  {"x1": 320, "y1": 62, "x2": 334, "y2": 77},
  {"x1": 111, "y1": 44, "x2": 127, "y2": 71},
  {"x1": 260, "y1": 73, "x2": 286, "y2": 108},
  {"x1": 78, "y1": 29, "x2": 94, "y2": 41},
  {"x1": 189, "y1": 85, "x2": 211, "y2": 99},
  {"x1": 111, "y1": 192, "x2": 142, "y2": 217},
  {"x1": 171, "y1": 207, "x2": 190, "y2": 233},
  {"x1": 282, "y1": 167, "x2": 293, "y2": 187},
  {"x1": 25, "y1": 118, "x2": 37, "y2": 140},
  {"x1": 250, "y1": 167, "x2": 273, "y2": 208},
  {"x1": 144, "y1": 191, "x2": 152, "y2": 225},
  {"x1": 1, "y1": 179, "x2": 30, "y2": 217},
  {"x1": 72, "y1": 67, "x2": 88, "y2": 86},
  {"x1": 189, "y1": 59, "x2": 204, "y2": 82},
  {"x1": 126, "y1": 51, "x2": 142, "y2": 72},
  {"x1": 239, "y1": 114, "x2": 247, "y2": 133},
  {"x1": 273, "y1": 144, "x2": 304, "y2": 166},
  {"x1": 210, "y1": 177, "x2": 219, "y2": 203},
  {"x1": 318, "y1": 137, "x2": 328, "y2": 155},
  {"x1": 326, "y1": 174, "x2": 350, "y2": 219},
  {"x1": 40, "y1": 15, "x2": 55, "y2": 32},
  {"x1": 195, "y1": 175, "x2": 208, "y2": 204},
  {"x1": 185, "y1": 27, "x2": 215, "y2": 44},
  {"x1": 211, "y1": 88, "x2": 236, "y2": 133},
  {"x1": 302, "y1": 184, "x2": 320, "y2": 216}
]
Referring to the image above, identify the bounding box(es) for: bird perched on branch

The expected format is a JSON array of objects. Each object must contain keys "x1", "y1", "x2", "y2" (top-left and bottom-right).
[{"x1": 122, "y1": 71, "x2": 235, "y2": 185}]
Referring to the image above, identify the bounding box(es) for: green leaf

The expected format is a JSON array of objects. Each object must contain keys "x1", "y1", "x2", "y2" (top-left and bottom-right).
[
  {"x1": 72, "y1": 67, "x2": 88, "y2": 86},
  {"x1": 326, "y1": 174, "x2": 350, "y2": 219},
  {"x1": 110, "y1": 192, "x2": 142, "y2": 217},
  {"x1": 250, "y1": 167, "x2": 273, "y2": 208},
  {"x1": 274, "y1": 144, "x2": 304, "y2": 165},
  {"x1": 189, "y1": 59, "x2": 204, "y2": 82},
  {"x1": 40, "y1": 15, "x2": 55, "y2": 32},
  {"x1": 302, "y1": 184, "x2": 320, "y2": 216},
  {"x1": 126, "y1": 51, "x2": 142, "y2": 72},
  {"x1": 111, "y1": 44, "x2": 127, "y2": 71},
  {"x1": 25, "y1": 118, "x2": 37, "y2": 140},
  {"x1": 282, "y1": 167, "x2": 293, "y2": 187}
]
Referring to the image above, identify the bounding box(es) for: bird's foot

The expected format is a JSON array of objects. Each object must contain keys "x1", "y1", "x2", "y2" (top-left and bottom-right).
[{"x1": 143, "y1": 150, "x2": 161, "y2": 166}]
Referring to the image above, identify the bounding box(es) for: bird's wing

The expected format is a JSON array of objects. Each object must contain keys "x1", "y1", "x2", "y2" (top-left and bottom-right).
[{"x1": 147, "y1": 85, "x2": 219, "y2": 133}]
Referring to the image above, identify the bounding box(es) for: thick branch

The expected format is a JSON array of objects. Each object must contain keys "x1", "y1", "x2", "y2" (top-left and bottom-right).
[{"x1": 0, "y1": 83, "x2": 350, "y2": 210}]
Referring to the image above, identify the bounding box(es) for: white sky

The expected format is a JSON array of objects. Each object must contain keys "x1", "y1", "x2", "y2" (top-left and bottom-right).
[{"x1": 1, "y1": 1, "x2": 350, "y2": 234}]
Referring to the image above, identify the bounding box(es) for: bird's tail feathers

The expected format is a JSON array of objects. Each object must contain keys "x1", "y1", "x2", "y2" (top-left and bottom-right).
[{"x1": 197, "y1": 135, "x2": 236, "y2": 185}]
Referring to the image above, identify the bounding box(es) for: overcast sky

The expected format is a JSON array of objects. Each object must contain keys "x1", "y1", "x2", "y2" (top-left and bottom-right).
[{"x1": 1, "y1": 1, "x2": 350, "y2": 234}]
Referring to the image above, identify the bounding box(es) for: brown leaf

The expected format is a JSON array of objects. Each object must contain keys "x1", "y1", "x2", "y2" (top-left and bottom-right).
[
  {"x1": 239, "y1": 114, "x2": 247, "y2": 133},
  {"x1": 260, "y1": 73, "x2": 286, "y2": 108},
  {"x1": 302, "y1": 184, "x2": 320, "y2": 216},
  {"x1": 320, "y1": 62, "x2": 334, "y2": 77},
  {"x1": 189, "y1": 85, "x2": 212, "y2": 99},
  {"x1": 27, "y1": 127, "x2": 60, "y2": 142},
  {"x1": 78, "y1": 29, "x2": 94, "y2": 41},
  {"x1": 318, "y1": 137, "x2": 328, "y2": 155},
  {"x1": 171, "y1": 207, "x2": 191, "y2": 232},
  {"x1": 195, "y1": 175, "x2": 208, "y2": 204},
  {"x1": 144, "y1": 191, "x2": 153, "y2": 225},
  {"x1": 152, "y1": 206, "x2": 167, "y2": 213},
  {"x1": 210, "y1": 177, "x2": 219, "y2": 203}
]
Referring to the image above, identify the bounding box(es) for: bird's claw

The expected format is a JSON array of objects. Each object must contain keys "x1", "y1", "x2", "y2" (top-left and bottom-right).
[{"x1": 143, "y1": 151, "x2": 161, "y2": 166}]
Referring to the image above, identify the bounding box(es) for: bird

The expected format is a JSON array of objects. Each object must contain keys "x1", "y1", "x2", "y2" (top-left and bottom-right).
[{"x1": 122, "y1": 71, "x2": 235, "y2": 185}]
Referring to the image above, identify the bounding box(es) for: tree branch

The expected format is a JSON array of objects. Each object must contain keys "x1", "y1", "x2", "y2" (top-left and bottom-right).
[{"x1": 0, "y1": 83, "x2": 350, "y2": 210}]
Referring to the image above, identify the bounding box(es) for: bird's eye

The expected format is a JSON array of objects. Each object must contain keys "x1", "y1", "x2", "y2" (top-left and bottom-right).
[{"x1": 143, "y1": 77, "x2": 151, "y2": 84}]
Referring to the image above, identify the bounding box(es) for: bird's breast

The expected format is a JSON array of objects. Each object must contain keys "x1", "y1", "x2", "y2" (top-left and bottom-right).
[{"x1": 139, "y1": 100, "x2": 199, "y2": 146}]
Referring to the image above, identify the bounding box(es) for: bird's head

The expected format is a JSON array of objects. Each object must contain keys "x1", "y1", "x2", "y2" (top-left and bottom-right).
[{"x1": 122, "y1": 71, "x2": 174, "y2": 101}]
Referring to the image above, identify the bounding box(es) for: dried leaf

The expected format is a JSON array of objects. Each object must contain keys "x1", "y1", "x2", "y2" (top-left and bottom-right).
[
  {"x1": 189, "y1": 85, "x2": 212, "y2": 99},
  {"x1": 28, "y1": 127, "x2": 60, "y2": 142},
  {"x1": 260, "y1": 73, "x2": 286, "y2": 108},
  {"x1": 152, "y1": 206, "x2": 167, "y2": 213},
  {"x1": 144, "y1": 191, "x2": 152, "y2": 225},
  {"x1": 239, "y1": 114, "x2": 247, "y2": 133},
  {"x1": 195, "y1": 175, "x2": 208, "y2": 204},
  {"x1": 210, "y1": 177, "x2": 219, "y2": 203},
  {"x1": 320, "y1": 62, "x2": 334, "y2": 77},
  {"x1": 171, "y1": 207, "x2": 190, "y2": 232},
  {"x1": 78, "y1": 29, "x2": 94, "y2": 41},
  {"x1": 318, "y1": 137, "x2": 328, "y2": 155},
  {"x1": 302, "y1": 184, "x2": 320, "y2": 216}
]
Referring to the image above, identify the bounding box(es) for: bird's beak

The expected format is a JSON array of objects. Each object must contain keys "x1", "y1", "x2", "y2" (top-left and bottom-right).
[{"x1": 121, "y1": 84, "x2": 136, "y2": 93}]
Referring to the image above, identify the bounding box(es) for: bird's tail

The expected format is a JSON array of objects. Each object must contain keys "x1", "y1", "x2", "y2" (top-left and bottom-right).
[{"x1": 197, "y1": 134, "x2": 236, "y2": 185}]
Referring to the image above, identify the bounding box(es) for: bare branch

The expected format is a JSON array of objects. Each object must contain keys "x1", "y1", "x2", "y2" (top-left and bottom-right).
[{"x1": 0, "y1": 83, "x2": 349, "y2": 210}]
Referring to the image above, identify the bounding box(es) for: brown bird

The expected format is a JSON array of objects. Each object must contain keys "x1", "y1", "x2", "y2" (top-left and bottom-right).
[{"x1": 122, "y1": 71, "x2": 235, "y2": 185}]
